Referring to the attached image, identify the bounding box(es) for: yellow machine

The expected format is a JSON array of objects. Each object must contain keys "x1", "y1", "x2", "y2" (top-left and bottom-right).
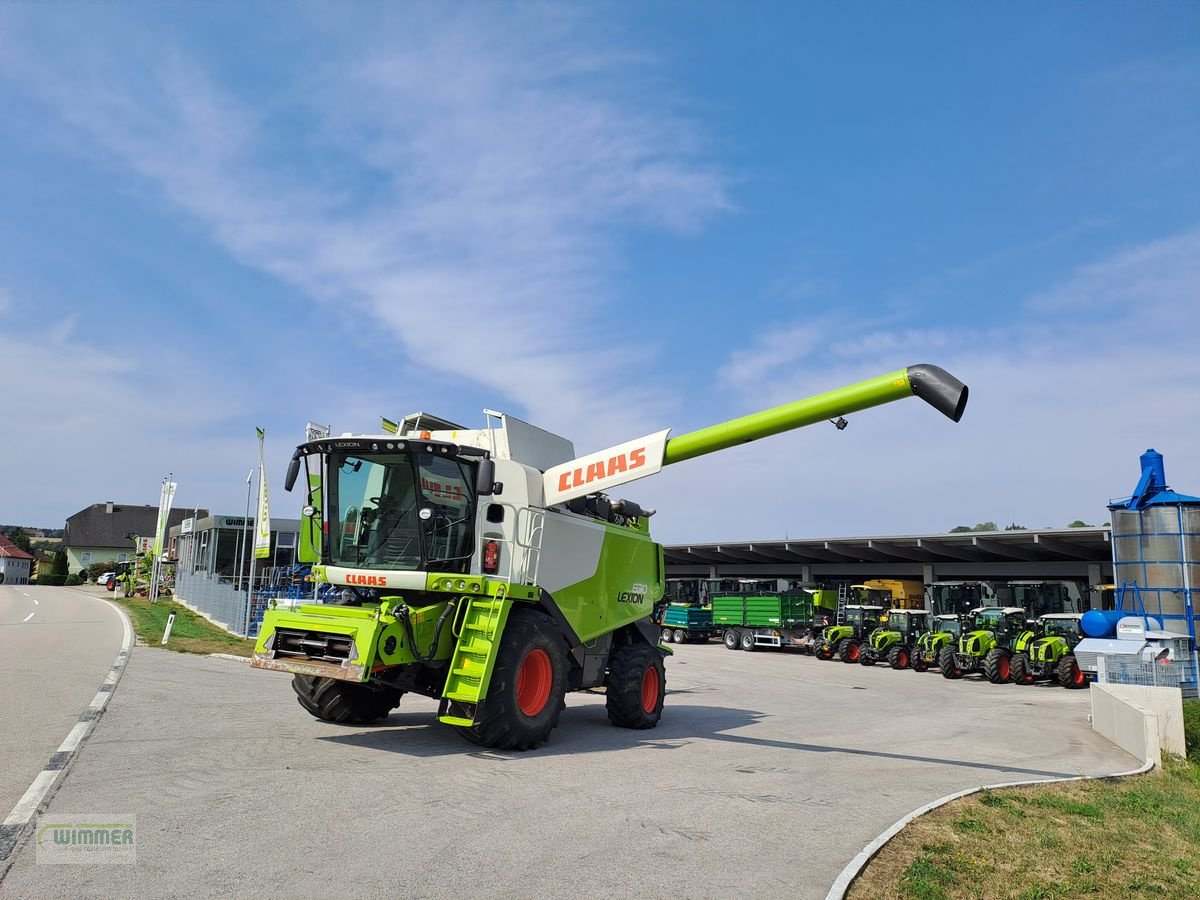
[{"x1": 851, "y1": 579, "x2": 925, "y2": 610}]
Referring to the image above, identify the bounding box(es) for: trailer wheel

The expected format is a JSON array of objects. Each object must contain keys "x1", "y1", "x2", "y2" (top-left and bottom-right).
[
  {"x1": 723, "y1": 630, "x2": 740, "y2": 650},
  {"x1": 1056, "y1": 653, "x2": 1087, "y2": 689},
  {"x1": 661, "y1": 627, "x2": 674, "y2": 643},
  {"x1": 606, "y1": 643, "x2": 665, "y2": 729},
  {"x1": 459, "y1": 613, "x2": 568, "y2": 750},
  {"x1": 673, "y1": 629, "x2": 687, "y2": 644},
  {"x1": 888, "y1": 645, "x2": 910, "y2": 670},
  {"x1": 1010, "y1": 652, "x2": 1034, "y2": 685},
  {"x1": 837, "y1": 638, "x2": 860, "y2": 663},
  {"x1": 291, "y1": 675, "x2": 403, "y2": 725},
  {"x1": 983, "y1": 648, "x2": 1011, "y2": 684},
  {"x1": 938, "y1": 646, "x2": 962, "y2": 679},
  {"x1": 740, "y1": 631, "x2": 756, "y2": 652}
]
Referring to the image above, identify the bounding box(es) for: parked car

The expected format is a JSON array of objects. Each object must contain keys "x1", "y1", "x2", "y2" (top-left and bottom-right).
[{"x1": 97, "y1": 572, "x2": 115, "y2": 588}]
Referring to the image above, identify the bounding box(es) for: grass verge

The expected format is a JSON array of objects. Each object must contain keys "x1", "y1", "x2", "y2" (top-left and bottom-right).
[
  {"x1": 112, "y1": 594, "x2": 254, "y2": 657},
  {"x1": 849, "y1": 700, "x2": 1200, "y2": 900}
]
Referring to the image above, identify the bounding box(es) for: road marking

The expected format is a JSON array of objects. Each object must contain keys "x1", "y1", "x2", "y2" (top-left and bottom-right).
[
  {"x1": 21, "y1": 612, "x2": 34, "y2": 623},
  {"x1": 0, "y1": 595, "x2": 134, "y2": 866},
  {"x1": 32, "y1": 599, "x2": 38, "y2": 606}
]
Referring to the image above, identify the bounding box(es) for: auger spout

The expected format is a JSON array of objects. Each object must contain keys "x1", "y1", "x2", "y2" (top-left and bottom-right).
[{"x1": 661, "y1": 364, "x2": 967, "y2": 466}]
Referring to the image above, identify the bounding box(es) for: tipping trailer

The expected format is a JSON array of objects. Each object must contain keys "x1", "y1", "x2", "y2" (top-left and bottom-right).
[
  {"x1": 251, "y1": 365, "x2": 968, "y2": 749},
  {"x1": 713, "y1": 589, "x2": 839, "y2": 651}
]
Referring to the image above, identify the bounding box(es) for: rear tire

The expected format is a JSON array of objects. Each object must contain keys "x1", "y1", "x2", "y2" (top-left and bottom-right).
[
  {"x1": 458, "y1": 613, "x2": 567, "y2": 750},
  {"x1": 606, "y1": 643, "x2": 666, "y2": 729},
  {"x1": 1011, "y1": 652, "x2": 1034, "y2": 685},
  {"x1": 723, "y1": 629, "x2": 740, "y2": 650},
  {"x1": 1057, "y1": 653, "x2": 1088, "y2": 689},
  {"x1": 938, "y1": 646, "x2": 962, "y2": 679},
  {"x1": 673, "y1": 629, "x2": 687, "y2": 644},
  {"x1": 860, "y1": 647, "x2": 876, "y2": 666},
  {"x1": 983, "y1": 648, "x2": 1012, "y2": 684},
  {"x1": 740, "y1": 631, "x2": 756, "y2": 652},
  {"x1": 888, "y1": 645, "x2": 910, "y2": 670},
  {"x1": 837, "y1": 638, "x2": 860, "y2": 663},
  {"x1": 291, "y1": 675, "x2": 403, "y2": 725},
  {"x1": 661, "y1": 627, "x2": 674, "y2": 643}
]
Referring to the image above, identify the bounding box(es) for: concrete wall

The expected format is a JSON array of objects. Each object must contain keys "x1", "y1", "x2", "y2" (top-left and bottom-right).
[{"x1": 1090, "y1": 683, "x2": 1186, "y2": 767}]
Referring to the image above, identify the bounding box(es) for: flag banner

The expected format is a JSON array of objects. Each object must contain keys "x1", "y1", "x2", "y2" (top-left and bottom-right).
[
  {"x1": 152, "y1": 481, "x2": 176, "y2": 558},
  {"x1": 254, "y1": 428, "x2": 271, "y2": 559},
  {"x1": 380, "y1": 417, "x2": 399, "y2": 434}
]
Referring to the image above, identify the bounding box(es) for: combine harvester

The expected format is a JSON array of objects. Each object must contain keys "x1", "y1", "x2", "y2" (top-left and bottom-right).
[{"x1": 251, "y1": 366, "x2": 968, "y2": 749}]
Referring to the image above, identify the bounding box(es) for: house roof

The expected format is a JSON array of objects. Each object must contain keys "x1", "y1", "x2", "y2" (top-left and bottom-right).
[
  {"x1": 64, "y1": 503, "x2": 209, "y2": 550},
  {"x1": 0, "y1": 533, "x2": 34, "y2": 560}
]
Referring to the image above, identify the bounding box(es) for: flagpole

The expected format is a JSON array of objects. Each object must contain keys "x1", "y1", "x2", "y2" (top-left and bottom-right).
[
  {"x1": 246, "y1": 465, "x2": 259, "y2": 636},
  {"x1": 236, "y1": 468, "x2": 252, "y2": 591}
]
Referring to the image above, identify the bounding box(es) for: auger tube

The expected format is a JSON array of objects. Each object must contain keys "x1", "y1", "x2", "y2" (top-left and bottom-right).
[{"x1": 661, "y1": 364, "x2": 968, "y2": 466}]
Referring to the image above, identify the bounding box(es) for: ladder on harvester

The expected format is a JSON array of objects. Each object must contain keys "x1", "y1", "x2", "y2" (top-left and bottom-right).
[
  {"x1": 836, "y1": 583, "x2": 849, "y2": 625},
  {"x1": 437, "y1": 587, "x2": 513, "y2": 727}
]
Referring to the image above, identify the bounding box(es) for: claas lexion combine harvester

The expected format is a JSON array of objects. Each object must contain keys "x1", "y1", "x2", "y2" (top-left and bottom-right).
[{"x1": 250, "y1": 365, "x2": 968, "y2": 749}]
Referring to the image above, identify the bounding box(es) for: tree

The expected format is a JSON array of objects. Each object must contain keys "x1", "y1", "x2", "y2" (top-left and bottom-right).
[
  {"x1": 949, "y1": 525, "x2": 973, "y2": 533},
  {"x1": 1003, "y1": 523, "x2": 1027, "y2": 531},
  {"x1": 1067, "y1": 520, "x2": 1091, "y2": 528},
  {"x1": 6, "y1": 527, "x2": 32, "y2": 553},
  {"x1": 51, "y1": 549, "x2": 68, "y2": 578},
  {"x1": 949, "y1": 522, "x2": 999, "y2": 533}
]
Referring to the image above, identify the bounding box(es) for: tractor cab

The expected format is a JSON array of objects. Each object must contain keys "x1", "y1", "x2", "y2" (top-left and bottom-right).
[
  {"x1": 844, "y1": 604, "x2": 886, "y2": 634},
  {"x1": 912, "y1": 613, "x2": 962, "y2": 672},
  {"x1": 940, "y1": 606, "x2": 1030, "y2": 683},
  {"x1": 861, "y1": 608, "x2": 930, "y2": 669},
  {"x1": 965, "y1": 606, "x2": 1028, "y2": 643}
]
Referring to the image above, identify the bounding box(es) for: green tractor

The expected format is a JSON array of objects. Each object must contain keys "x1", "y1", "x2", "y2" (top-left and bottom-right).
[
  {"x1": 813, "y1": 605, "x2": 887, "y2": 663},
  {"x1": 911, "y1": 613, "x2": 962, "y2": 672},
  {"x1": 1011, "y1": 613, "x2": 1089, "y2": 688},
  {"x1": 860, "y1": 608, "x2": 930, "y2": 669},
  {"x1": 938, "y1": 606, "x2": 1030, "y2": 684}
]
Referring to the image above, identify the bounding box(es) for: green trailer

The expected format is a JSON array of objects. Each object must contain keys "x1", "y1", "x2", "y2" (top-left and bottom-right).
[
  {"x1": 659, "y1": 603, "x2": 718, "y2": 644},
  {"x1": 714, "y1": 590, "x2": 837, "y2": 651}
]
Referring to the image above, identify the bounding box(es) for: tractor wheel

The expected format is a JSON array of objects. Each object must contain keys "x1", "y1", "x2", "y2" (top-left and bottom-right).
[
  {"x1": 814, "y1": 641, "x2": 832, "y2": 660},
  {"x1": 1010, "y1": 653, "x2": 1035, "y2": 685},
  {"x1": 911, "y1": 653, "x2": 929, "y2": 673},
  {"x1": 291, "y1": 675, "x2": 403, "y2": 725},
  {"x1": 1057, "y1": 653, "x2": 1088, "y2": 689},
  {"x1": 723, "y1": 630, "x2": 740, "y2": 650},
  {"x1": 740, "y1": 631, "x2": 756, "y2": 652},
  {"x1": 888, "y1": 645, "x2": 910, "y2": 670},
  {"x1": 860, "y1": 648, "x2": 876, "y2": 666},
  {"x1": 661, "y1": 627, "x2": 674, "y2": 643},
  {"x1": 938, "y1": 646, "x2": 962, "y2": 679},
  {"x1": 983, "y1": 648, "x2": 1012, "y2": 684},
  {"x1": 674, "y1": 629, "x2": 687, "y2": 644},
  {"x1": 458, "y1": 612, "x2": 568, "y2": 750},
  {"x1": 837, "y1": 638, "x2": 860, "y2": 663},
  {"x1": 606, "y1": 642, "x2": 666, "y2": 729}
]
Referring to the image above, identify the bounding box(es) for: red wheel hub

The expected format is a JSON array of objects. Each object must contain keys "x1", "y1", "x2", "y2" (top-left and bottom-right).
[
  {"x1": 897, "y1": 650, "x2": 908, "y2": 668},
  {"x1": 516, "y1": 648, "x2": 552, "y2": 716},
  {"x1": 641, "y1": 665, "x2": 660, "y2": 714},
  {"x1": 1072, "y1": 665, "x2": 1085, "y2": 687},
  {"x1": 848, "y1": 644, "x2": 859, "y2": 661},
  {"x1": 998, "y1": 656, "x2": 1011, "y2": 680}
]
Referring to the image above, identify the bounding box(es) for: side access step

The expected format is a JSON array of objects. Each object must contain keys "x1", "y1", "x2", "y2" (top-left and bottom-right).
[{"x1": 437, "y1": 596, "x2": 512, "y2": 727}]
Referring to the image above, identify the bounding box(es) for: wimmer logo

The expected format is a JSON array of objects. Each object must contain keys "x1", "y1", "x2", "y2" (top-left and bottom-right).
[{"x1": 36, "y1": 816, "x2": 136, "y2": 865}]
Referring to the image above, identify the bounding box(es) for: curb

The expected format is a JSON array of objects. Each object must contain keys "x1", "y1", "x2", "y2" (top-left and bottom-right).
[
  {"x1": 824, "y1": 756, "x2": 1156, "y2": 899},
  {"x1": 0, "y1": 595, "x2": 135, "y2": 873},
  {"x1": 208, "y1": 653, "x2": 251, "y2": 663}
]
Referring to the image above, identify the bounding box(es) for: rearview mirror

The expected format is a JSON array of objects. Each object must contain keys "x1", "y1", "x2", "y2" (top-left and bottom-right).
[
  {"x1": 284, "y1": 455, "x2": 301, "y2": 492},
  {"x1": 476, "y1": 459, "x2": 496, "y2": 496}
]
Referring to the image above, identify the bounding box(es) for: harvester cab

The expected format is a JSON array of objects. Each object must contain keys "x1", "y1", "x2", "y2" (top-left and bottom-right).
[
  {"x1": 939, "y1": 606, "x2": 1027, "y2": 683},
  {"x1": 815, "y1": 604, "x2": 886, "y2": 664},
  {"x1": 912, "y1": 613, "x2": 961, "y2": 672},
  {"x1": 1002, "y1": 580, "x2": 1085, "y2": 617},
  {"x1": 926, "y1": 581, "x2": 999, "y2": 618},
  {"x1": 860, "y1": 608, "x2": 930, "y2": 669},
  {"x1": 1011, "y1": 613, "x2": 1089, "y2": 688},
  {"x1": 251, "y1": 364, "x2": 968, "y2": 749}
]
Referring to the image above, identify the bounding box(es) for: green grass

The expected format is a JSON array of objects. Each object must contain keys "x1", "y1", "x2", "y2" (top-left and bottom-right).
[
  {"x1": 1185, "y1": 699, "x2": 1199, "y2": 759},
  {"x1": 113, "y1": 595, "x2": 253, "y2": 657}
]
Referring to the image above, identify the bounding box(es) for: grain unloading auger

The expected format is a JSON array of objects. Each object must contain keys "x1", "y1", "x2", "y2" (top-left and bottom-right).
[{"x1": 252, "y1": 365, "x2": 968, "y2": 749}]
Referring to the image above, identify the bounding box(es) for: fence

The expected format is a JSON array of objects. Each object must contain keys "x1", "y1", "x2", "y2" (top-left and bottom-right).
[
  {"x1": 1092, "y1": 654, "x2": 1199, "y2": 699},
  {"x1": 174, "y1": 567, "x2": 342, "y2": 638}
]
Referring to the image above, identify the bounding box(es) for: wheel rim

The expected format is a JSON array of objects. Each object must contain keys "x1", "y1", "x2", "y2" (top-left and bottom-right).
[
  {"x1": 516, "y1": 648, "x2": 553, "y2": 716},
  {"x1": 897, "y1": 650, "x2": 908, "y2": 668},
  {"x1": 847, "y1": 643, "x2": 859, "y2": 661},
  {"x1": 1071, "y1": 664, "x2": 1084, "y2": 687},
  {"x1": 998, "y1": 656, "x2": 1011, "y2": 680},
  {"x1": 641, "y1": 666, "x2": 660, "y2": 714}
]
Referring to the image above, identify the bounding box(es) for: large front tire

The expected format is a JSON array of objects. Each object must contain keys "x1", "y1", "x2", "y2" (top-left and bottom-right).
[
  {"x1": 938, "y1": 646, "x2": 962, "y2": 679},
  {"x1": 888, "y1": 645, "x2": 911, "y2": 670},
  {"x1": 606, "y1": 643, "x2": 666, "y2": 729},
  {"x1": 291, "y1": 675, "x2": 403, "y2": 725},
  {"x1": 837, "y1": 638, "x2": 860, "y2": 663},
  {"x1": 459, "y1": 613, "x2": 568, "y2": 750},
  {"x1": 1011, "y1": 652, "x2": 1034, "y2": 685},
  {"x1": 1057, "y1": 653, "x2": 1088, "y2": 689},
  {"x1": 983, "y1": 648, "x2": 1012, "y2": 684}
]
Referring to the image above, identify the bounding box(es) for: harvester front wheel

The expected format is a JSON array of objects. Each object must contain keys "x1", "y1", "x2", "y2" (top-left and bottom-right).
[
  {"x1": 888, "y1": 645, "x2": 910, "y2": 670},
  {"x1": 938, "y1": 646, "x2": 962, "y2": 679},
  {"x1": 1057, "y1": 653, "x2": 1088, "y2": 689},
  {"x1": 1010, "y1": 653, "x2": 1034, "y2": 685},
  {"x1": 606, "y1": 643, "x2": 666, "y2": 730},
  {"x1": 291, "y1": 675, "x2": 403, "y2": 725},
  {"x1": 837, "y1": 638, "x2": 860, "y2": 663},
  {"x1": 723, "y1": 630, "x2": 740, "y2": 650},
  {"x1": 460, "y1": 613, "x2": 567, "y2": 750},
  {"x1": 983, "y1": 649, "x2": 1012, "y2": 684}
]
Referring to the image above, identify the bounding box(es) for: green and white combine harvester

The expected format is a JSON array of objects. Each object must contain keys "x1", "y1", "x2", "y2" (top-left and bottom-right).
[{"x1": 251, "y1": 365, "x2": 968, "y2": 749}]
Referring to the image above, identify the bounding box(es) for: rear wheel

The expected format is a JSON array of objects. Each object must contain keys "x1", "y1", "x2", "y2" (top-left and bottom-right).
[
  {"x1": 1057, "y1": 653, "x2": 1088, "y2": 689},
  {"x1": 1011, "y1": 652, "x2": 1034, "y2": 685},
  {"x1": 458, "y1": 613, "x2": 567, "y2": 750},
  {"x1": 837, "y1": 638, "x2": 860, "y2": 663},
  {"x1": 983, "y1": 648, "x2": 1012, "y2": 684},
  {"x1": 888, "y1": 645, "x2": 910, "y2": 670},
  {"x1": 860, "y1": 647, "x2": 876, "y2": 666},
  {"x1": 661, "y1": 627, "x2": 674, "y2": 643},
  {"x1": 938, "y1": 645, "x2": 962, "y2": 679},
  {"x1": 606, "y1": 643, "x2": 666, "y2": 729},
  {"x1": 291, "y1": 675, "x2": 403, "y2": 725},
  {"x1": 723, "y1": 629, "x2": 740, "y2": 650},
  {"x1": 673, "y1": 629, "x2": 687, "y2": 644},
  {"x1": 740, "y1": 631, "x2": 756, "y2": 652}
]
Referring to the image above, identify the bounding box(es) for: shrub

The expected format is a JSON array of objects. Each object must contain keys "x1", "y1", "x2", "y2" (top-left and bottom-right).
[{"x1": 65, "y1": 574, "x2": 82, "y2": 586}]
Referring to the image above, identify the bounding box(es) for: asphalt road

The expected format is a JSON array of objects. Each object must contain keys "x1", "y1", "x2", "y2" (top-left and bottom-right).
[
  {"x1": 0, "y1": 636, "x2": 1136, "y2": 898},
  {"x1": 0, "y1": 585, "x2": 125, "y2": 821}
]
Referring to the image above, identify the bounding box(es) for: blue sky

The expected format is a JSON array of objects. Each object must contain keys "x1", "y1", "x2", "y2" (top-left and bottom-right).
[{"x1": 1, "y1": 2, "x2": 1197, "y2": 541}]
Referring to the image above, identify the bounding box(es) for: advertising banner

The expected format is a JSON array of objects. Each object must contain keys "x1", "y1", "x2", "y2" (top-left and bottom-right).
[{"x1": 253, "y1": 428, "x2": 271, "y2": 559}]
